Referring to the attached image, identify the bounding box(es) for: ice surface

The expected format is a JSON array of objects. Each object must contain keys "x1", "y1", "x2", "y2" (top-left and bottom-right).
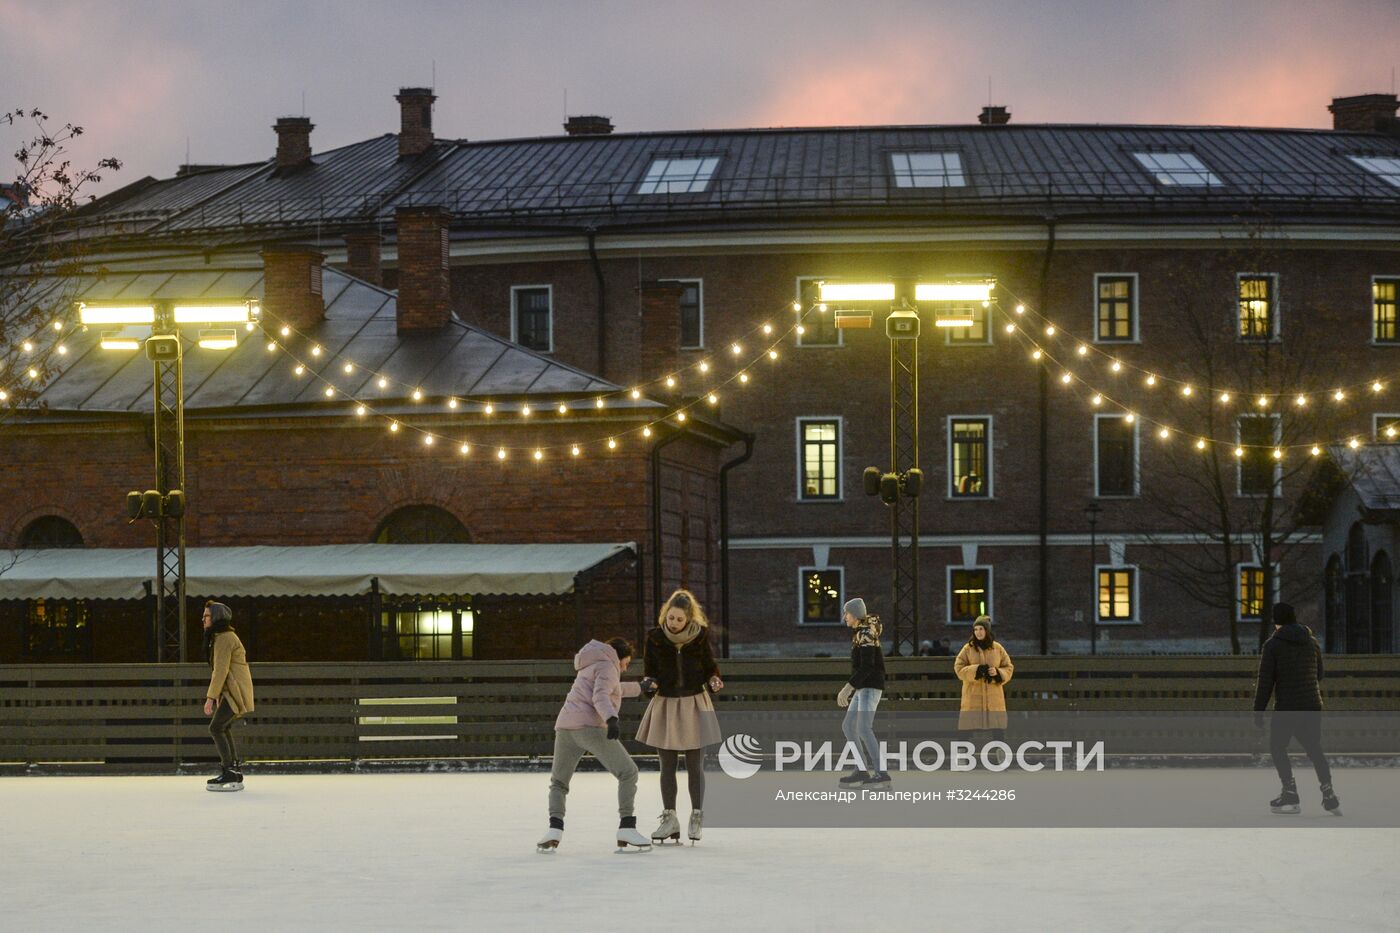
[{"x1": 2, "y1": 772, "x2": 1396, "y2": 933}]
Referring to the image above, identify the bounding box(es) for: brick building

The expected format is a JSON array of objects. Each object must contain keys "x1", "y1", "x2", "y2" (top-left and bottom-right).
[{"x1": 7, "y1": 88, "x2": 1400, "y2": 657}]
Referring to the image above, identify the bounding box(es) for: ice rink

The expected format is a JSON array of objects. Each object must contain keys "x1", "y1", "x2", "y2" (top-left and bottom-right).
[{"x1": 3, "y1": 771, "x2": 1396, "y2": 933}]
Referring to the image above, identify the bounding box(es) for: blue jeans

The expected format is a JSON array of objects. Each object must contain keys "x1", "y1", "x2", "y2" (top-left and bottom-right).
[{"x1": 842, "y1": 687, "x2": 883, "y2": 772}]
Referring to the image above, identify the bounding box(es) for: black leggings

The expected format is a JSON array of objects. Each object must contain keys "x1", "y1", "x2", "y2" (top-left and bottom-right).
[
  {"x1": 658, "y1": 749, "x2": 705, "y2": 810},
  {"x1": 209, "y1": 700, "x2": 239, "y2": 769},
  {"x1": 1270, "y1": 712, "x2": 1332, "y2": 787}
]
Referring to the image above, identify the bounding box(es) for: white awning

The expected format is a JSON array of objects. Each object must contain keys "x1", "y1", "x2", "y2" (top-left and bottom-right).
[{"x1": 0, "y1": 543, "x2": 635, "y2": 601}]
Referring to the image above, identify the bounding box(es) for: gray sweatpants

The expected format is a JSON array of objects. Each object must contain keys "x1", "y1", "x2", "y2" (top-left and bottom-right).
[{"x1": 548, "y1": 726, "x2": 639, "y2": 821}]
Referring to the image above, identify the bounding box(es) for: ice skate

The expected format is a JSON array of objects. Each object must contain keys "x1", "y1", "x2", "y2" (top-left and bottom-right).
[
  {"x1": 688, "y1": 809, "x2": 703, "y2": 844},
  {"x1": 206, "y1": 768, "x2": 243, "y2": 792},
  {"x1": 651, "y1": 809, "x2": 681, "y2": 844},
  {"x1": 1269, "y1": 780, "x2": 1300, "y2": 814},
  {"x1": 838, "y1": 769, "x2": 869, "y2": 787},
  {"x1": 1320, "y1": 783, "x2": 1342, "y2": 816},
  {"x1": 616, "y1": 826, "x2": 653, "y2": 852},
  {"x1": 536, "y1": 827, "x2": 563, "y2": 852},
  {"x1": 861, "y1": 771, "x2": 892, "y2": 787}
]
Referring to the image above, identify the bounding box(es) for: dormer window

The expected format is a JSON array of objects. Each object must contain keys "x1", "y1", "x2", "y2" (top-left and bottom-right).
[
  {"x1": 636, "y1": 157, "x2": 720, "y2": 194},
  {"x1": 890, "y1": 151, "x2": 966, "y2": 188},
  {"x1": 1349, "y1": 156, "x2": 1400, "y2": 188},
  {"x1": 1132, "y1": 151, "x2": 1222, "y2": 187}
]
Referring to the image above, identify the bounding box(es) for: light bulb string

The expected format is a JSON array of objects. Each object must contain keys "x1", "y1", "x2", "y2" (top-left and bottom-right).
[
  {"x1": 1001, "y1": 305, "x2": 1367, "y2": 453},
  {"x1": 995, "y1": 282, "x2": 1391, "y2": 403},
  {"x1": 0, "y1": 320, "x2": 74, "y2": 400}
]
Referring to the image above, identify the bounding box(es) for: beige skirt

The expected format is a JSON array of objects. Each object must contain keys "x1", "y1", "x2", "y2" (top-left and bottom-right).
[{"x1": 635, "y1": 692, "x2": 722, "y2": 750}]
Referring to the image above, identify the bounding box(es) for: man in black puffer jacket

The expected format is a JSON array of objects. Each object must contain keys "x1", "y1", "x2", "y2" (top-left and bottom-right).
[{"x1": 1253, "y1": 602, "x2": 1339, "y2": 814}]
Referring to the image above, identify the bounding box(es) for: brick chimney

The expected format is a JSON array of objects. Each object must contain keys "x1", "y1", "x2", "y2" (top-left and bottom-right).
[
  {"x1": 564, "y1": 115, "x2": 614, "y2": 136},
  {"x1": 394, "y1": 206, "x2": 451, "y2": 332},
  {"x1": 261, "y1": 245, "x2": 325, "y2": 331},
  {"x1": 1329, "y1": 94, "x2": 1399, "y2": 134},
  {"x1": 396, "y1": 87, "x2": 437, "y2": 158},
  {"x1": 637, "y1": 280, "x2": 685, "y2": 386},
  {"x1": 344, "y1": 232, "x2": 382, "y2": 286},
  {"x1": 978, "y1": 105, "x2": 1011, "y2": 126},
  {"x1": 273, "y1": 117, "x2": 314, "y2": 171}
]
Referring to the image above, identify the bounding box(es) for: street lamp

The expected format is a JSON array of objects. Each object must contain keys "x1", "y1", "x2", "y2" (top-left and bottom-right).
[
  {"x1": 823, "y1": 278, "x2": 994, "y2": 655},
  {"x1": 1084, "y1": 501, "x2": 1103, "y2": 656},
  {"x1": 77, "y1": 299, "x2": 258, "y2": 662}
]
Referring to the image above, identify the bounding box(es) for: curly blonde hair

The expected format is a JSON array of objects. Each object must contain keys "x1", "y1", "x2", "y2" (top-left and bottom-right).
[{"x1": 657, "y1": 588, "x2": 710, "y2": 629}]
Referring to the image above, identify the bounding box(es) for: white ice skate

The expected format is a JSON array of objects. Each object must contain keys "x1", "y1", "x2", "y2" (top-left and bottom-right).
[
  {"x1": 536, "y1": 827, "x2": 563, "y2": 852},
  {"x1": 616, "y1": 827, "x2": 653, "y2": 852},
  {"x1": 687, "y1": 809, "x2": 703, "y2": 844},
  {"x1": 651, "y1": 809, "x2": 681, "y2": 844}
]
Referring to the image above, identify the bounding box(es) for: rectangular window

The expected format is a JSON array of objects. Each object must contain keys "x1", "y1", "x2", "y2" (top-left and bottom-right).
[
  {"x1": 636, "y1": 157, "x2": 720, "y2": 195},
  {"x1": 24, "y1": 598, "x2": 93, "y2": 659},
  {"x1": 382, "y1": 602, "x2": 474, "y2": 660},
  {"x1": 1094, "y1": 415, "x2": 1138, "y2": 497},
  {"x1": 799, "y1": 567, "x2": 844, "y2": 625},
  {"x1": 1374, "y1": 277, "x2": 1399, "y2": 344},
  {"x1": 948, "y1": 417, "x2": 992, "y2": 498},
  {"x1": 1094, "y1": 274, "x2": 1138, "y2": 342},
  {"x1": 1375, "y1": 414, "x2": 1400, "y2": 441},
  {"x1": 948, "y1": 567, "x2": 992, "y2": 624},
  {"x1": 890, "y1": 151, "x2": 967, "y2": 188},
  {"x1": 1238, "y1": 415, "x2": 1281, "y2": 495},
  {"x1": 798, "y1": 418, "x2": 842, "y2": 500},
  {"x1": 1132, "y1": 151, "x2": 1222, "y2": 187},
  {"x1": 945, "y1": 304, "x2": 991, "y2": 345},
  {"x1": 795, "y1": 276, "x2": 841, "y2": 347},
  {"x1": 1097, "y1": 567, "x2": 1138, "y2": 623},
  {"x1": 511, "y1": 285, "x2": 552, "y2": 352},
  {"x1": 1237, "y1": 274, "x2": 1278, "y2": 341},
  {"x1": 1236, "y1": 565, "x2": 1279, "y2": 622},
  {"x1": 659, "y1": 279, "x2": 703, "y2": 349},
  {"x1": 1349, "y1": 156, "x2": 1400, "y2": 189}
]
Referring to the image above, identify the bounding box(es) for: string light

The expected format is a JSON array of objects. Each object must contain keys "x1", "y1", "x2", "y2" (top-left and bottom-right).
[
  {"x1": 460, "y1": 443, "x2": 470, "y2": 455},
  {"x1": 1004, "y1": 323, "x2": 1016, "y2": 334},
  {"x1": 294, "y1": 364, "x2": 305, "y2": 376},
  {"x1": 708, "y1": 393, "x2": 719, "y2": 405},
  {"x1": 763, "y1": 324, "x2": 773, "y2": 335},
  {"x1": 310, "y1": 346, "x2": 322, "y2": 357},
  {"x1": 1146, "y1": 375, "x2": 1157, "y2": 387},
  {"x1": 266, "y1": 341, "x2": 276, "y2": 352},
  {"x1": 739, "y1": 373, "x2": 750, "y2": 384},
  {"x1": 1374, "y1": 381, "x2": 1385, "y2": 393},
  {"x1": 558, "y1": 403, "x2": 569, "y2": 415},
  {"x1": 607, "y1": 438, "x2": 617, "y2": 450},
  {"x1": 795, "y1": 325, "x2": 805, "y2": 336},
  {"x1": 448, "y1": 398, "x2": 458, "y2": 409},
  {"x1": 521, "y1": 405, "x2": 532, "y2": 417},
  {"x1": 343, "y1": 363, "x2": 354, "y2": 374},
  {"x1": 484, "y1": 403, "x2": 494, "y2": 415},
  {"x1": 1196, "y1": 438, "x2": 1207, "y2": 450},
  {"x1": 378, "y1": 377, "x2": 388, "y2": 389},
  {"x1": 1045, "y1": 325, "x2": 1056, "y2": 336},
  {"x1": 1296, "y1": 395, "x2": 1308, "y2": 407},
  {"x1": 1091, "y1": 393, "x2": 1103, "y2": 406},
  {"x1": 1256, "y1": 396, "x2": 1269, "y2": 408},
  {"x1": 1014, "y1": 304, "x2": 1025, "y2": 315},
  {"x1": 1234, "y1": 447, "x2": 1244, "y2": 458},
  {"x1": 1125, "y1": 413, "x2": 1136, "y2": 423},
  {"x1": 280, "y1": 326, "x2": 290, "y2": 337},
  {"x1": 0, "y1": 390, "x2": 7, "y2": 401},
  {"x1": 412, "y1": 388, "x2": 423, "y2": 401},
  {"x1": 423, "y1": 435, "x2": 433, "y2": 446},
  {"x1": 56, "y1": 345, "x2": 67, "y2": 355},
  {"x1": 791, "y1": 302, "x2": 801, "y2": 312},
  {"x1": 1181, "y1": 385, "x2": 1193, "y2": 397},
  {"x1": 731, "y1": 343, "x2": 742, "y2": 355},
  {"x1": 26, "y1": 368, "x2": 38, "y2": 379},
  {"x1": 1110, "y1": 361, "x2": 1122, "y2": 373},
  {"x1": 769, "y1": 350, "x2": 779, "y2": 360},
  {"x1": 1272, "y1": 448, "x2": 1283, "y2": 460},
  {"x1": 533, "y1": 449, "x2": 543, "y2": 461},
  {"x1": 323, "y1": 386, "x2": 334, "y2": 397},
  {"x1": 699, "y1": 361, "x2": 710, "y2": 373},
  {"x1": 1060, "y1": 372, "x2": 1072, "y2": 384},
  {"x1": 571, "y1": 445, "x2": 580, "y2": 457},
  {"x1": 1311, "y1": 445, "x2": 1321, "y2": 456},
  {"x1": 1031, "y1": 350, "x2": 1042, "y2": 361},
  {"x1": 642, "y1": 426, "x2": 653, "y2": 438},
  {"x1": 1349, "y1": 438, "x2": 1361, "y2": 449},
  {"x1": 355, "y1": 405, "x2": 366, "y2": 416},
  {"x1": 595, "y1": 398, "x2": 605, "y2": 409},
  {"x1": 1219, "y1": 392, "x2": 1231, "y2": 403},
  {"x1": 817, "y1": 303, "x2": 827, "y2": 313},
  {"x1": 1333, "y1": 390, "x2": 1345, "y2": 401},
  {"x1": 630, "y1": 389, "x2": 641, "y2": 399},
  {"x1": 22, "y1": 341, "x2": 33, "y2": 353},
  {"x1": 389, "y1": 421, "x2": 399, "y2": 433},
  {"x1": 1077, "y1": 344, "x2": 1088, "y2": 356},
  {"x1": 676, "y1": 412, "x2": 687, "y2": 422},
  {"x1": 665, "y1": 377, "x2": 676, "y2": 388},
  {"x1": 52, "y1": 321, "x2": 62, "y2": 332},
  {"x1": 1158, "y1": 427, "x2": 1170, "y2": 439},
  {"x1": 495, "y1": 447, "x2": 507, "y2": 460}
]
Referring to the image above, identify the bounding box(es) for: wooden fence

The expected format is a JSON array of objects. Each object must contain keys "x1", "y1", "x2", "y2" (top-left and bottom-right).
[{"x1": 2, "y1": 656, "x2": 1398, "y2": 769}]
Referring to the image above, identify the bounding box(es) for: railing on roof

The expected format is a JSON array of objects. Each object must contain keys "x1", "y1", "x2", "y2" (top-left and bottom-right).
[{"x1": 69, "y1": 169, "x2": 1400, "y2": 237}]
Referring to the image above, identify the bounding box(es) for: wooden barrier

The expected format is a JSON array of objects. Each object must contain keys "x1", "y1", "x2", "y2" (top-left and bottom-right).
[{"x1": 1, "y1": 656, "x2": 1397, "y2": 769}]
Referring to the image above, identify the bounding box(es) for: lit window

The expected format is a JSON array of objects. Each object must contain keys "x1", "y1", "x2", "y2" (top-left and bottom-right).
[
  {"x1": 948, "y1": 567, "x2": 991, "y2": 624},
  {"x1": 890, "y1": 151, "x2": 966, "y2": 188},
  {"x1": 1095, "y1": 415, "x2": 1138, "y2": 497},
  {"x1": 511, "y1": 286, "x2": 552, "y2": 352},
  {"x1": 798, "y1": 418, "x2": 841, "y2": 500},
  {"x1": 945, "y1": 305, "x2": 990, "y2": 345},
  {"x1": 1236, "y1": 565, "x2": 1279, "y2": 622},
  {"x1": 1132, "y1": 151, "x2": 1222, "y2": 187},
  {"x1": 1374, "y1": 277, "x2": 1399, "y2": 343},
  {"x1": 799, "y1": 567, "x2": 844, "y2": 625},
  {"x1": 1237, "y1": 274, "x2": 1278, "y2": 341},
  {"x1": 1095, "y1": 274, "x2": 1137, "y2": 342},
  {"x1": 382, "y1": 602, "x2": 474, "y2": 660},
  {"x1": 25, "y1": 598, "x2": 92, "y2": 659},
  {"x1": 1349, "y1": 156, "x2": 1400, "y2": 189},
  {"x1": 637, "y1": 157, "x2": 721, "y2": 195},
  {"x1": 1238, "y1": 415, "x2": 1280, "y2": 495},
  {"x1": 949, "y1": 417, "x2": 991, "y2": 498},
  {"x1": 1097, "y1": 567, "x2": 1137, "y2": 622}
]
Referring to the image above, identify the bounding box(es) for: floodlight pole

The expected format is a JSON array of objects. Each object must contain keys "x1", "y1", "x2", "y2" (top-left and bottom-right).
[
  {"x1": 150, "y1": 300, "x2": 187, "y2": 663},
  {"x1": 887, "y1": 284, "x2": 920, "y2": 657}
]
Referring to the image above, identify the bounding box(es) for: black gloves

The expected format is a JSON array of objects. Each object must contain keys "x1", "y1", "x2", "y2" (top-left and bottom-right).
[
  {"x1": 606, "y1": 716, "x2": 620, "y2": 740},
  {"x1": 640, "y1": 677, "x2": 658, "y2": 697},
  {"x1": 976, "y1": 664, "x2": 990, "y2": 681}
]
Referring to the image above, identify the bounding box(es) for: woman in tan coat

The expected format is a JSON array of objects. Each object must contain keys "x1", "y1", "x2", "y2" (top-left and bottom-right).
[
  {"x1": 954, "y1": 616, "x2": 1013, "y2": 740},
  {"x1": 203, "y1": 601, "x2": 254, "y2": 792}
]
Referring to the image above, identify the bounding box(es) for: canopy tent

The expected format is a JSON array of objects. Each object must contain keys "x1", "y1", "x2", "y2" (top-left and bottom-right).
[{"x1": 0, "y1": 543, "x2": 634, "y2": 601}]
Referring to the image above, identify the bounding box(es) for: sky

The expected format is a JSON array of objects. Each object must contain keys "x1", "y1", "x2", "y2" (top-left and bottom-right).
[{"x1": 2, "y1": 0, "x2": 1397, "y2": 196}]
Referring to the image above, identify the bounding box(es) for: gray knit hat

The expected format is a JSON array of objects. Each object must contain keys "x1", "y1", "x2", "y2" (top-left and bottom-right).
[{"x1": 843, "y1": 597, "x2": 867, "y2": 620}]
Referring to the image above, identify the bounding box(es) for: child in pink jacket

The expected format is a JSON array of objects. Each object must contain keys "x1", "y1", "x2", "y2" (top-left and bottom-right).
[{"x1": 538, "y1": 637, "x2": 657, "y2": 852}]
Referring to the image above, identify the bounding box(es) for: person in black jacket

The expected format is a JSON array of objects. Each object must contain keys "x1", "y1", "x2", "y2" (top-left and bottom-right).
[
  {"x1": 636, "y1": 589, "x2": 724, "y2": 843},
  {"x1": 837, "y1": 597, "x2": 888, "y2": 786},
  {"x1": 1253, "y1": 602, "x2": 1340, "y2": 815}
]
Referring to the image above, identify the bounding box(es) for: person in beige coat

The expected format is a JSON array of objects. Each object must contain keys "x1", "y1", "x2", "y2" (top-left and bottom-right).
[
  {"x1": 953, "y1": 616, "x2": 1013, "y2": 739},
  {"x1": 203, "y1": 601, "x2": 254, "y2": 791}
]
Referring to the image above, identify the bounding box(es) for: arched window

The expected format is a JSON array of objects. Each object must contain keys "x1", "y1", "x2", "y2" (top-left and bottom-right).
[
  {"x1": 1345, "y1": 523, "x2": 1370, "y2": 653},
  {"x1": 1324, "y1": 555, "x2": 1345, "y2": 654},
  {"x1": 18, "y1": 516, "x2": 84, "y2": 549},
  {"x1": 1346, "y1": 522, "x2": 1367, "y2": 572},
  {"x1": 373, "y1": 505, "x2": 470, "y2": 544},
  {"x1": 1371, "y1": 552, "x2": 1393, "y2": 655}
]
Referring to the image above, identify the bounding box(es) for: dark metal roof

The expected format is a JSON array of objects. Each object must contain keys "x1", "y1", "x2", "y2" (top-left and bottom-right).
[
  {"x1": 1330, "y1": 446, "x2": 1400, "y2": 514},
  {"x1": 74, "y1": 123, "x2": 1400, "y2": 243},
  {"x1": 21, "y1": 266, "x2": 618, "y2": 415}
]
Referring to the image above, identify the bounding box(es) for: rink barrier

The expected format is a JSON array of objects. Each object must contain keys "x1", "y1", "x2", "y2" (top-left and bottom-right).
[{"x1": 0, "y1": 655, "x2": 1397, "y2": 770}]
